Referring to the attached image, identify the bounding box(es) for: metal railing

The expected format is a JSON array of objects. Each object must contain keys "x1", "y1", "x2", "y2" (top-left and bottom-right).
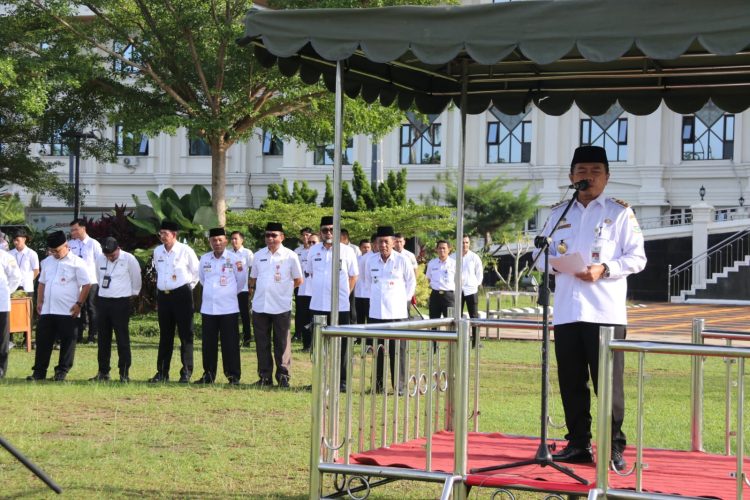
[
  {"x1": 592, "y1": 322, "x2": 750, "y2": 500},
  {"x1": 668, "y1": 227, "x2": 750, "y2": 302}
]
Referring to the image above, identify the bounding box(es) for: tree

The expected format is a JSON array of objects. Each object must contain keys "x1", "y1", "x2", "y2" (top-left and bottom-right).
[
  {"x1": 351, "y1": 162, "x2": 376, "y2": 211},
  {"x1": 23, "y1": 0, "x2": 441, "y2": 225}
]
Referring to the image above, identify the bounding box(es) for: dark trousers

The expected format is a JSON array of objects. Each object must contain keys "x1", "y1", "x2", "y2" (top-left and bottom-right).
[
  {"x1": 0, "y1": 311, "x2": 8, "y2": 377},
  {"x1": 253, "y1": 311, "x2": 292, "y2": 383},
  {"x1": 78, "y1": 283, "x2": 99, "y2": 341},
  {"x1": 368, "y1": 317, "x2": 406, "y2": 392},
  {"x1": 33, "y1": 314, "x2": 77, "y2": 378},
  {"x1": 354, "y1": 297, "x2": 369, "y2": 325},
  {"x1": 96, "y1": 296, "x2": 131, "y2": 376},
  {"x1": 201, "y1": 313, "x2": 241, "y2": 382},
  {"x1": 429, "y1": 290, "x2": 454, "y2": 319},
  {"x1": 237, "y1": 291, "x2": 252, "y2": 343},
  {"x1": 310, "y1": 309, "x2": 350, "y2": 384},
  {"x1": 554, "y1": 322, "x2": 627, "y2": 452},
  {"x1": 295, "y1": 294, "x2": 312, "y2": 349},
  {"x1": 348, "y1": 291, "x2": 357, "y2": 324},
  {"x1": 461, "y1": 292, "x2": 480, "y2": 342},
  {"x1": 156, "y1": 285, "x2": 194, "y2": 378}
]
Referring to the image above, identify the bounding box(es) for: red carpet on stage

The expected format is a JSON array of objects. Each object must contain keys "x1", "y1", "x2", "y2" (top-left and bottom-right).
[{"x1": 349, "y1": 431, "x2": 748, "y2": 498}]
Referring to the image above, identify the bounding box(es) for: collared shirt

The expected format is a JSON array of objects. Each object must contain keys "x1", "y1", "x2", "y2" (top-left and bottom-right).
[
  {"x1": 453, "y1": 250, "x2": 483, "y2": 295},
  {"x1": 251, "y1": 245, "x2": 303, "y2": 314},
  {"x1": 227, "y1": 246, "x2": 254, "y2": 293},
  {"x1": 0, "y1": 251, "x2": 22, "y2": 312},
  {"x1": 199, "y1": 250, "x2": 248, "y2": 315},
  {"x1": 153, "y1": 241, "x2": 200, "y2": 291},
  {"x1": 426, "y1": 256, "x2": 456, "y2": 291},
  {"x1": 398, "y1": 248, "x2": 419, "y2": 270},
  {"x1": 68, "y1": 235, "x2": 102, "y2": 283},
  {"x1": 364, "y1": 251, "x2": 416, "y2": 320},
  {"x1": 535, "y1": 194, "x2": 647, "y2": 326},
  {"x1": 295, "y1": 245, "x2": 313, "y2": 297},
  {"x1": 39, "y1": 252, "x2": 91, "y2": 315},
  {"x1": 9, "y1": 246, "x2": 40, "y2": 292},
  {"x1": 306, "y1": 242, "x2": 358, "y2": 312},
  {"x1": 348, "y1": 242, "x2": 362, "y2": 257},
  {"x1": 354, "y1": 253, "x2": 372, "y2": 298},
  {"x1": 96, "y1": 250, "x2": 142, "y2": 298}
]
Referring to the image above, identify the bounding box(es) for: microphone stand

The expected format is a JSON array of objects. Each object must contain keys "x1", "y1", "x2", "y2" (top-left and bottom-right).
[{"x1": 470, "y1": 187, "x2": 588, "y2": 485}]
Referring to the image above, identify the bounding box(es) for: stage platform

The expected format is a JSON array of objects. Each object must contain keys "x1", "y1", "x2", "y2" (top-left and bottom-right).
[{"x1": 349, "y1": 431, "x2": 748, "y2": 498}]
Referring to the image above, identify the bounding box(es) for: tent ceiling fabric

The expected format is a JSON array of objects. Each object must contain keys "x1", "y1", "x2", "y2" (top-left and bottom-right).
[{"x1": 239, "y1": 0, "x2": 750, "y2": 116}]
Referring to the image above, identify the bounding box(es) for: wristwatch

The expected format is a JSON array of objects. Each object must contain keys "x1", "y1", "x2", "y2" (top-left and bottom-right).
[
  {"x1": 75, "y1": 301, "x2": 83, "y2": 307},
  {"x1": 601, "y1": 263, "x2": 611, "y2": 278}
]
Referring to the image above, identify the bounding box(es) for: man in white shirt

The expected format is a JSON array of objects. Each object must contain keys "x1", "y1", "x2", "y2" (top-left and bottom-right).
[
  {"x1": 196, "y1": 228, "x2": 248, "y2": 385},
  {"x1": 228, "y1": 231, "x2": 254, "y2": 347},
  {"x1": 293, "y1": 227, "x2": 314, "y2": 350},
  {"x1": 250, "y1": 222, "x2": 303, "y2": 387},
  {"x1": 68, "y1": 218, "x2": 102, "y2": 344},
  {"x1": 9, "y1": 229, "x2": 40, "y2": 295},
  {"x1": 89, "y1": 237, "x2": 142, "y2": 383},
  {"x1": 425, "y1": 240, "x2": 456, "y2": 320},
  {"x1": 353, "y1": 239, "x2": 372, "y2": 325},
  {"x1": 0, "y1": 249, "x2": 22, "y2": 378},
  {"x1": 394, "y1": 232, "x2": 419, "y2": 316},
  {"x1": 150, "y1": 220, "x2": 200, "y2": 383},
  {"x1": 364, "y1": 226, "x2": 416, "y2": 393},
  {"x1": 456, "y1": 235, "x2": 484, "y2": 342},
  {"x1": 339, "y1": 228, "x2": 360, "y2": 324},
  {"x1": 306, "y1": 216, "x2": 359, "y2": 390},
  {"x1": 28, "y1": 231, "x2": 91, "y2": 381}
]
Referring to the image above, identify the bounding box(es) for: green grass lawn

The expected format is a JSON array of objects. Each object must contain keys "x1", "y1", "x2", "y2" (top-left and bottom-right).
[{"x1": 1, "y1": 317, "x2": 748, "y2": 499}]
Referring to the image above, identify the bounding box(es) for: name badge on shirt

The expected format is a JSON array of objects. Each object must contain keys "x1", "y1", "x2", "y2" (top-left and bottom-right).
[
  {"x1": 102, "y1": 275, "x2": 111, "y2": 289},
  {"x1": 219, "y1": 275, "x2": 228, "y2": 287},
  {"x1": 274, "y1": 264, "x2": 281, "y2": 282}
]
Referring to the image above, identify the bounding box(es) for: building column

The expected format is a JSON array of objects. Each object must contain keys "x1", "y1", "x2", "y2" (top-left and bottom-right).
[{"x1": 690, "y1": 201, "x2": 714, "y2": 288}]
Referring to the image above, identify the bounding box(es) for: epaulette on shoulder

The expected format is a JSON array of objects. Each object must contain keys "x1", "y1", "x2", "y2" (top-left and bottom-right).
[
  {"x1": 610, "y1": 197, "x2": 630, "y2": 208},
  {"x1": 550, "y1": 200, "x2": 567, "y2": 209}
]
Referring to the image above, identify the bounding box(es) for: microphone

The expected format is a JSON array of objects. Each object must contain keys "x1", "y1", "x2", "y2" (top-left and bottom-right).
[{"x1": 569, "y1": 179, "x2": 590, "y2": 191}]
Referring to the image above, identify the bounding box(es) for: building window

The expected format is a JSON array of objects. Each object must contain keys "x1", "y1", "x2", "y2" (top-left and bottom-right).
[
  {"x1": 682, "y1": 107, "x2": 734, "y2": 161},
  {"x1": 115, "y1": 125, "x2": 148, "y2": 156},
  {"x1": 42, "y1": 129, "x2": 70, "y2": 156},
  {"x1": 669, "y1": 208, "x2": 692, "y2": 226},
  {"x1": 189, "y1": 138, "x2": 211, "y2": 156},
  {"x1": 262, "y1": 131, "x2": 284, "y2": 156},
  {"x1": 580, "y1": 117, "x2": 627, "y2": 162},
  {"x1": 314, "y1": 138, "x2": 352, "y2": 165},
  {"x1": 113, "y1": 42, "x2": 140, "y2": 75},
  {"x1": 487, "y1": 106, "x2": 532, "y2": 163},
  {"x1": 400, "y1": 123, "x2": 441, "y2": 165}
]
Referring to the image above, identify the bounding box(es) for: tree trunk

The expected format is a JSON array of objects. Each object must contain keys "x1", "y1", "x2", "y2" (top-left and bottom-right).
[{"x1": 211, "y1": 143, "x2": 228, "y2": 226}]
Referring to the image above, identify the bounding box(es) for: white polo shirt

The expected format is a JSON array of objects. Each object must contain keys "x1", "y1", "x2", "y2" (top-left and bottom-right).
[
  {"x1": 295, "y1": 245, "x2": 313, "y2": 297},
  {"x1": 9, "y1": 246, "x2": 39, "y2": 293},
  {"x1": 39, "y1": 252, "x2": 91, "y2": 315},
  {"x1": 0, "y1": 251, "x2": 22, "y2": 312},
  {"x1": 306, "y1": 242, "x2": 358, "y2": 312},
  {"x1": 68, "y1": 235, "x2": 102, "y2": 284},
  {"x1": 426, "y1": 256, "x2": 456, "y2": 292},
  {"x1": 251, "y1": 245, "x2": 303, "y2": 314},
  {"x1": 365, "y1": 251, "x2": 416, "y2": 320},
  {"x1": 453, "y1": 250, "x2": 483, "y2": 295},
  {"x1": 199, "y1": 250, "x2": 248, "y2": 315},
  {"x1": 153, "y1": 241, "x2": 200, "y2": 291},
  {"x1": 227, "y1": 246, "x2": 254, "y2": 293},
  {"x1": 354, "y1": 253, "x2": 371, "y2": 299},
  {"x1": 96, "y1": 250, "x2": 142, "y2": 298}
]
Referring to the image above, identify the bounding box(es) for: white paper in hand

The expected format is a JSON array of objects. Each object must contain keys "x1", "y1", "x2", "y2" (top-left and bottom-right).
[{"x1": 550, "y1": 252, "x2": 587, "y2": 274}]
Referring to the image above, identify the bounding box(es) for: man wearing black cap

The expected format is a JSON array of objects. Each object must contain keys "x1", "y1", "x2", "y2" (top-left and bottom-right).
[
  {"x1": 69, "y1": 218, "x2": 102, "y2": 344},
  {"x1": 535, "y1": 145, "x2": 646, "y2": 472},
  {"x1": 89, "y1": 237, "x2": 142, "y2": 382},
  {"x1": 149, "y1": 220, "x2": 199, "y2": 383},
  {"x1": 195, "y1": 227, "x2": 247, "y2": 384},
  {"x1": 249, "y1": 222, "x2": 303, "y2": 387},
  {"x1": 0, "y1": 249, "x2": 22, "y2": 378},
  {"x1": 28, "y1": 231, "x2": 91, "y2": 381}
]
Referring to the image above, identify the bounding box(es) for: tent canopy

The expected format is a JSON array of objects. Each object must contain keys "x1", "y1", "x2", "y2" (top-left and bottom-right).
[{"x1": 239, "y1": 0, "x2": 750, "y2": 116}]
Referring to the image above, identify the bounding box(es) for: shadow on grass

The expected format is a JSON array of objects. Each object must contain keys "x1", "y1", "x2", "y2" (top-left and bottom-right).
[
  {"x1": 0, "y1": 378, "x2": 314, "y2": 393},
  {"x1": 3, "y1": 484, "x2": 308, "y2": 499}
]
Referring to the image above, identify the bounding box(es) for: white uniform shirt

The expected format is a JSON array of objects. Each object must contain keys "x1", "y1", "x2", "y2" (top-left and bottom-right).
[
  {"x1": 68, "y1": 235, "x2": 102, "y2": 284},
  {"x1": 398, "y1": 248, "x2": 418, "y2": 270},
  {"x1": 306, "y1": 242, "x2": 358, "y2": 312},
  {"x1": 96, "y1": 250, "x2": 142, "y2": 298},
  {"x1": 251, "y1": 245, "x2": 303, "y2": 314},
  {"x1": 535, "y1": 194, "x2": 647, "y2": 326},
  {"x1": 348, "y1": 242, "x2": 362, "y2": 257},
  {"x1": 0, "y1": 251, "x2": 22, "y2": 312},
  {"x1": 153, "y1": 241, "x2": 200, "y2": 291},
  {"x1": 453, "y1": 250, "x2": 483, "y2": 295},
  {"x1": 199, "y1": 250, "x2": 248, "y2": 315},
  {"x1": 38, "y1": 252, "x2": 91, "y2": 315},
  {"x1": 365, "y1": 251, "x2": 416, "y2": 320},
  {"x1": 426, "y1": 256, "x2": 456, "y2": 291},
  {"x1": 9, "y1": 246, "x2": 39, "y2": 293},
  {"x1": 296, "y1": 246, "x2": 314, "y2": 297},
  {"x1": 354, "y1": 253, "x2": 371, "y2": 299},
  {"x1": 227, "y1": 246, "x2": 254, "y2": 293}
]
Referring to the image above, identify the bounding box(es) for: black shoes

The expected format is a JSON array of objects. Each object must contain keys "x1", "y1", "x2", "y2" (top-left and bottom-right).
[
  {"x1": 227, "y1": 377, "x2": 240, "y2": 386},
  {"x1": 120, "y1": 374, "x2": 130, "y2": 383},
  {"x1": 278, "y1": 377, "x2": 290, "y2": 388},
  {"x1": 193, "y1": 375, "x2": 214, "y2": 385},
  {"x1": 89, "y1": 372, "x2": 111, "y2": 382},
  {"x1": 252, "y1": 378, "x2": 273, "y2": 387},
  {"x1": 148, "y1": 373, "x2": 169, "y2": 383},
  {"x1": 26, "y1": 374, "x2": 44, "y2": 381},
  {"x1": 52, "y1": 372, "x2": 67, "y2": 382},
  {"x1": 178, "y1": 374, "x2": 190, "y2": 384},
  {"x1": 611, "y1": 448, "x2": 627, "y2": 472},
  {"x1": 552, "y1": 444, "x2": 594, "y2": 464}
]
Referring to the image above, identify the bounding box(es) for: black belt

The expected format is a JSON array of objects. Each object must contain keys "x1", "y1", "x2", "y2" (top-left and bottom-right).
[
  {"x1": 159, "y1": 284, "x2": 189, "y2": 295},
  {"x1": 431, "y1": 290, "x2": 454, "y2": 295},
  {"x1": 98, "y1": 296, "x2": 130, "y2": 300}
]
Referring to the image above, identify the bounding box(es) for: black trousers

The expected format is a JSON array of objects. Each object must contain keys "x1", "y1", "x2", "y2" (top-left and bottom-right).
[
  {"x1": 0, "y1": 311, "x2": 8, "y2": 377},
  {"x1": 33, "y1": 314, "x2": 77, "y2": 378},
  {"x1": 310, "y1": 310, "x2": 350, "y2": 384},
  {"x1": 201, "y1": 313, "x2": 241, "y2": 382},
  {"x1": 253, "y1": 311, "x2": 292, "y2": 383},
  {"x1": 429, "y1": 290, "x2": 454, "y2": 319},
  {"x1": 295, "y1": 294, "x2": 312, "y2": 349},
  {"x1": 368, "y1": 317, "x2": 406, "y2": 392},
  {"x1": 354, "y1": 297, "x2": 369, "y2": 325},
  {"x1": 554, "y1": 321, "x2": 627, "y2": 452},
  {"x1": 78, "y1": 283, "x2": 98, "y2": 341},
  {"x1": 156, "y1": 285, "x2": 194, "y2": 378},
  {"x1": 237, "y1": 291, "x2": 252, "y2": 343},
  {"x1": 347, "y1": 291, "x2": 357, "y2": 324},
  {"x1": 461, "y1": 292, "x2": 480, "y2": 342},
  {"x1": 96, "y1": 296, "x2": 131, "y2": 376}
]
